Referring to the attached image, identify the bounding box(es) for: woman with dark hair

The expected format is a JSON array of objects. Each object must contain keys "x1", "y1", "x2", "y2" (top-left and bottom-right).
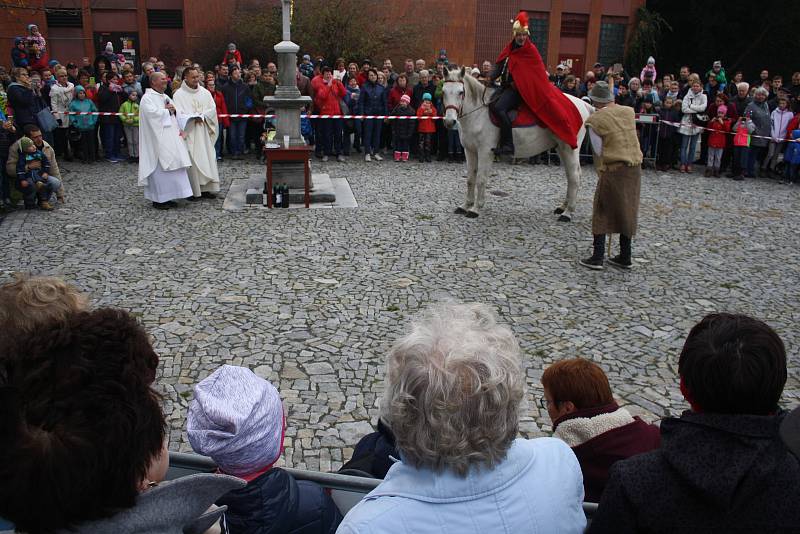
[
  {"x1": 358, "y1": 68, "x2": 387, "y2": 162},
  {"x1": 97, "y1": 71, "x2": 126, "y2": 162},
  {"x1": 0, "y1": 307, "x2": 245, "y2": 533}
]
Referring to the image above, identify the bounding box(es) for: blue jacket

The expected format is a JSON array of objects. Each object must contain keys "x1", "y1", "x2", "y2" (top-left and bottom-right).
[
  {"x1": 68, "y1": 98, "x2": 98, "y2": 130},
  {"x1": 357, "y1": 82, "x2": 386, "y2": 116},
  {"x1": 221, "y1": 79, "x2": 253, "y2": 116},
  {"x1": 337, "y1": 438, "x2": 586, "y2": 534},
  {"x1": 785, "y1": 130, "x2": 800, "y2": 165},
  {"x1": 216, "y1": 467, "x2": 342, "y2": 534}
]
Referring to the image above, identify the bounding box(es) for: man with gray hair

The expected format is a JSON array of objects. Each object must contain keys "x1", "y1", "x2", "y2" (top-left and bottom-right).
[
  {"x1": 138, "y1": 71, "x2": 192, "y2": 209},
  {"x1": 337, "y1": 302, "x2": 586, "y2": 534}
]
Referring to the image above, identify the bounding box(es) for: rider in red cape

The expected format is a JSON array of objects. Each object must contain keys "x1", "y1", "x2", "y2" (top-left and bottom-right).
[{"x1": 490, "y1": 11, "x2": 583, "y2": 153}]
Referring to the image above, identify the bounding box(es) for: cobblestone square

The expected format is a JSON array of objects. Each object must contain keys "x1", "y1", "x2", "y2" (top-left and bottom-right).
[{"x1": 2, "y1": 157, "x2": 798, "y2": 471}]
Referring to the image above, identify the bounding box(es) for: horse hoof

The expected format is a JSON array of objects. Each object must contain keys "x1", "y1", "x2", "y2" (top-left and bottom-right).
[
  {"x1": 557, "y1": 214, "x2": 571, "y2": 223},
  {"x1": 454, "y1": 206, "x2": 468, "y2": 215},
  {"x1": 465, "y1": 211, "x2": 480, "y2": 219},
  {"x1": 553, "y1": 207, "x2": 565, "y2": 215}
]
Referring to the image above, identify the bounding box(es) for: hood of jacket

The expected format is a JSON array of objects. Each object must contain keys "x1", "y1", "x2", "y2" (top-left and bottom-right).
[
  {"x1": 660, "y1": 411, "x2": 790, "y2": 509},
  {"x1": 58, "y1": 473, "x2": 244, "y2": 534}
]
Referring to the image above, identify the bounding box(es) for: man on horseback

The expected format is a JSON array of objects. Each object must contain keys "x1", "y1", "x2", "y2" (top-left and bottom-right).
[{"x1": 489, "y1": 11, "x2": 584, "y2": 155}]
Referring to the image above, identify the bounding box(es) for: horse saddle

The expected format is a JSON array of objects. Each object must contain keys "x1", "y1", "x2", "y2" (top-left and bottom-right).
[{"x1": 488, "y1": 101, "x2": 540, "y2": 128}]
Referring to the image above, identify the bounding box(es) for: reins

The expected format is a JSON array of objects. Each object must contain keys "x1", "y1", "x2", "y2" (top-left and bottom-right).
[{"x1": 444, "y1": 79, "x2": 489, "y2": 119}]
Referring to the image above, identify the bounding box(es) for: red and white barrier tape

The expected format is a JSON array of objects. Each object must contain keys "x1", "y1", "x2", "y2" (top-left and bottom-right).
[
  {"x1": 656, "y1": 119, "x2": 799, "y2": 143},
  {"x1": 55, "y1": 111, "x2": 443, "y2": 119}
]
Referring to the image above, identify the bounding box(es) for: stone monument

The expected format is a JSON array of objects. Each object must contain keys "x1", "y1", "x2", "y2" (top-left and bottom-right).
[{"x1": 265, "y1": 0, "x2": 314, "y2": 190}]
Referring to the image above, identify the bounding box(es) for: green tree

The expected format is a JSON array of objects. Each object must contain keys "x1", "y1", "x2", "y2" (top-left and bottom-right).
[{"x1": 624, "y1": 6, "x2": 671, "y2": 75}]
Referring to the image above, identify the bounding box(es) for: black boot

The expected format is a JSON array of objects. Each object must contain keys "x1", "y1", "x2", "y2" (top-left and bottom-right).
[
  {"x1": 580, "y1": 235, "x2": 605, "y2": 270},
  {"x1": 608, "y1": 234, "x2": 633, "y2": 269}
]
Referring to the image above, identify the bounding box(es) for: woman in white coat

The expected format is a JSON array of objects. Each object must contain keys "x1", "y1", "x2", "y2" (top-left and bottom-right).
[
  {"x1": 679, "y1": 80, "x2": 707, "y2": 173},
  {"x1": 49, "y1": 67, "x2": 75, "y2": 161}
]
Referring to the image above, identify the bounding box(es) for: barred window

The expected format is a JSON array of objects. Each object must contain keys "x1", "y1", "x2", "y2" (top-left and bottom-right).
[
  {"x1": 528, "y1": 12, "x2": 548, "y2": 59},
  {"x1": 147, "y1": 9, "x2": 183, "y2": 29},
  {"x1": 46, "y1": 9, "x2": 83, "y2": 28},
  {"x1": 598, "y1": 17, "x2": 628, "y2": 67}
]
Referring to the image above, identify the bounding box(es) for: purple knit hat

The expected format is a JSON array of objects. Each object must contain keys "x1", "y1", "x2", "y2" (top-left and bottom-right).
[{"x1": 187, "y1": 365, "x2": 284, "y2": 476}]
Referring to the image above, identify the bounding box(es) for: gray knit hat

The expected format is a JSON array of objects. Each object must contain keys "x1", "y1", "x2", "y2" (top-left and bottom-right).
[
  {"x1": 187, "y1": 365, "x2": 284, "y2": 476},
  {"x1": 589, "y1": 81, "x2": 614, "y2": 104}
]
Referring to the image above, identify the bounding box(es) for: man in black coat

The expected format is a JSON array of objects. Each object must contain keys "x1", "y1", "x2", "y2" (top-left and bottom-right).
[{"x1": 588, "y1": 314, "x2": 800, "y2": 534}]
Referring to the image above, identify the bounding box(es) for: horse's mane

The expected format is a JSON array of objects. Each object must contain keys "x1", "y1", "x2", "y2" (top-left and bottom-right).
[{"x1": 447, "y1": 67, "x2": 492, "y2": 106}]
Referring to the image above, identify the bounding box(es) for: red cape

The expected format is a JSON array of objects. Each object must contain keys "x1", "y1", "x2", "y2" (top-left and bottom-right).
[{"x1": 497, "y1": 39, "x2": 583, "y2": 148}]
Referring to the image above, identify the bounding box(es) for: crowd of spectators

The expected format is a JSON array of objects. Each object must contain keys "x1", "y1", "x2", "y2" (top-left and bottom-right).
[
  {"x1": 550, "y1": 58, "x2": 800, "y2": 182},
  {"x1": 0, "y1": 276, "x2": 798, "y2": 533},
  {"x1": 3, "y1": 29, "x2": 800, "y2": 205}
]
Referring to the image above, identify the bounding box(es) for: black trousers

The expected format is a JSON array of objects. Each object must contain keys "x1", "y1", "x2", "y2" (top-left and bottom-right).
[
  {"x1": 491, "y1": 87, "x2": 521, "y2": 145},
  {"x1": 592, "y1": 234, "x2": 632, "y2": 261}
]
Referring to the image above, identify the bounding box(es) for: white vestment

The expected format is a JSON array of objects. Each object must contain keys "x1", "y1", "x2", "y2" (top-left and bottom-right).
[
  {"x1": 173, "y1": 81, "x2": 221, "y2": 196},
  {"x1": 138, "y1": 88, "x2": 192, "y2": 203}
]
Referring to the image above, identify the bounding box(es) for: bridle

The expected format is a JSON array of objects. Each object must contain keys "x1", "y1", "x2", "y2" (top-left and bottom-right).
[{"x1": 443, "y1": 79, "x2": 489, "y2": 119}]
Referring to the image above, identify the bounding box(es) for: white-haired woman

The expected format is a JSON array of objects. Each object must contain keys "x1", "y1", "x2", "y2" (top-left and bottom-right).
[
  {"x1": 337, "y1": 303, "x2": 586, "y2": 534},
  {"x1": 743, "y1": 87, "x2": 771, "y2": 177}
]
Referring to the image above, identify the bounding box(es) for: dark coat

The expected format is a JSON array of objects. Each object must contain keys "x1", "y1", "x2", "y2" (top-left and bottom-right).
[
  {"x1": 339, "y1": 419, "x2": 399, "y2": 479},
  {"x1": 97, "y1": 84, "x2": 125, "y2": 124},
  {"x1": 390, "y1": 104, "x2": 416, "y2": 141},
  {"x1": 411, "y1": 81, "x2": 437, "y2": 110},
  {"x1": 217, "y1": 467, "x2": 342, "y2": 534},
  {"x1": 554, "y1": 403, "x2": 660, "y2": 504},
  {"x1": 7, "y1": 82, "x2": 40, "y2": 128},
  {"x1": 587, "y1": 411, "x2": 800, "y2": 534},
  {"x1": 357, "y1": 81, "x2": 387, "y2": 116},
  {"x1": 221, "y1": 79, "x2": 253, "y2": 116}
]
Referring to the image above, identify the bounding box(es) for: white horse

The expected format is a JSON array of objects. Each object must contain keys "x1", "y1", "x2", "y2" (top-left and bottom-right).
[{"x1": 442, "y1": 67, "x2": 593, "y2": 220}]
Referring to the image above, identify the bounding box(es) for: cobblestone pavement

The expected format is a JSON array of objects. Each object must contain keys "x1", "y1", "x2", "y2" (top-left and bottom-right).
[{"x1": 2, "y1": 154, "x2": 799, "y2": 471}]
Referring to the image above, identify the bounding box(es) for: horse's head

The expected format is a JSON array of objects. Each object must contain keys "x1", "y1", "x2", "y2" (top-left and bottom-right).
[{"x1": 441, "y1": 66, "x2": 466, "y2": 130}]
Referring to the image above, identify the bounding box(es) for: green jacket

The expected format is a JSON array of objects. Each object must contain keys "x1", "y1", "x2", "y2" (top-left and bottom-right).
[{"x1": 118, "y1": 100, "x2": 139, "y2": 127}]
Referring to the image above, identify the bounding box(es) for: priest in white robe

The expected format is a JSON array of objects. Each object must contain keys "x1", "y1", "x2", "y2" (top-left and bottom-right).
[
  {"x1": 138, "y1": 71, "x2": 193, "y2": 210},
  {"x1": 173, "y1": 67, "x2": 221, "y2": 200}
]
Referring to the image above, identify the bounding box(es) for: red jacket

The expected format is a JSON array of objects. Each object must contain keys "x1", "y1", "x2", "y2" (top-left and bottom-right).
[
  {"x1": 786, "y1": 113, "x2": 800, "y2": 141},
  {"x1": 388, "y1": 85, "x2": 412, "y2": 112},
  {"x1": 417, "y1": 103, "x2": 436, "y2": 133},
  {"x1": 222, "y1": 49, "x2": 243, "y2": 66},
  {"x1": 356, "y1": 71, "x2": 368, "y2": 87},
  {"x1": 707, "y1": 118, "x2": 731, "y2": 149},
  {"x1": 554, "y1": 403, "x2": 661, "y2": 503},
  {"x1": 213, "y1": 90, "x2": 230, "y2": 128},
  {"x1": 311, "y1": 76, "x2": 346, "y2": 115}
]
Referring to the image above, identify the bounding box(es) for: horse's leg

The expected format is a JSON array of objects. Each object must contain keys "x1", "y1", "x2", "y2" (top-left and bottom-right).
[
  {"x1": 555, "y1": 141, "x2": 582, "y2": 222},
  {"x1": 467, "y1": 150, "x2": 492, "y2": 218},
  {"x1": 456, "y1": 148, "x2": 477, "y2": 215}
]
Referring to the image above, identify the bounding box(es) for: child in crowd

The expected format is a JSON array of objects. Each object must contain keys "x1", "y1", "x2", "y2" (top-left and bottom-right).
[
  {"x1": 300, "y1": 104, "x2": 313, "y2": 145},
  {"x1": 0, "y1": 109, "x2": 16, "y2": 207},
  {"x1": 783, "y1": 128, "x2": 800, "y2": 184},
  {"x1": 344, "y1": 77, "x2": 362, "y2": 154},
  {"x1": 764, "y1": 97, "x2": 792, "y2": 176},
  {"x1": 657, "y1": 96, "x2": 681, "y2": 171},
  {"x1": 119, "y1": 90, "x2": 140, "y2": 163},
  {"x1": 222, "y1": 43, "x2": 242, "y2": 68},
  {"x1": 731, "y1": 111, "x2": 755, "y2": 180},
  {"x1": 706, "y1": 105, "x2": 731, "y2": 177},
  {"x1": 638, "y1": 95, "x2": 658, "y2": 162},
  {"x1": 640, "y1": 56, "x2": 657, "y2": 84},
  {"x1": 16, "y1": 136, "x2": 62, "y2": 210},
  {"x1": 391, "y1": 93, "x2": 415, "y2": 161},
  {"x1": 11, "y1": 38, "x2": 28, "y2": 68},
  {"x1": 68, "y1": 85, "x2": 98, "y2": 163},
  {"x1": 187, "y1": 365, "x2": 342, "y2": 533},
  {"x1": 416, "y1": 92, "x2": 436, "y2": 162}
]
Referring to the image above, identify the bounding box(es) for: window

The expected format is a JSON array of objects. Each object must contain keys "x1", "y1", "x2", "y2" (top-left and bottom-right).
[
  {"x1": 46, "y1": 9, "x2": 83, "y2": 28},
  {"x1": 598, "y1": 17, "x2": 628, "y2": 67},
  {"x1": 147, "y1": 9, "x2": 183, "y2": 29},
  {"x1": 561, "y1": 13, "x2": 589, "y2": 38},
  {"x1": 528, "y1": 11, "x2": 548, "y2": 59}
]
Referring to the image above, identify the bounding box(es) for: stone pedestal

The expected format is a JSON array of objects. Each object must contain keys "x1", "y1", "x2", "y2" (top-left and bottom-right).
[{"x1": 265, "y1": 39, "x2": 316, "y2": 191}]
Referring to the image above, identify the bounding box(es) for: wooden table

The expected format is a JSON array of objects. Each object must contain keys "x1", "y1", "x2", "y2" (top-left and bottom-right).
[{"x1": 264, "y1": 145, "x2": 313, "y2": 208}]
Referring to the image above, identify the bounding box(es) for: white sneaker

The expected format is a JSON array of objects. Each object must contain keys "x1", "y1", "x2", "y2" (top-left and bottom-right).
[
  {"x1": 373, "y1": 153, "x2": 383, "y2": 161},
  {"x1": 365, "y1": 154, "x2": 371, "y2": 162},
  {"x1": 322, "y1": 155, "x2": 329, "y2": 162},
  {"x1": 337, "y1": 155, "x2": 345, "y2": 162}
]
